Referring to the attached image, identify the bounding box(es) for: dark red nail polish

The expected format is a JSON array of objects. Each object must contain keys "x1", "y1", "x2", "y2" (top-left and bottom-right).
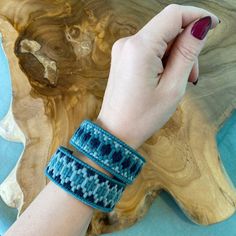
[
  {"x1": 193, "y1": 78, "x2": 198, "y2": 85},
  {"x1": 191, "y1": 16, "x2": 212, "y2": 40}
]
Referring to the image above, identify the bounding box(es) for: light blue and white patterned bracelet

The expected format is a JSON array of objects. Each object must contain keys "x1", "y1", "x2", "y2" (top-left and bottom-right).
[
  {"x1": 70, "y1": 119, "x2": 146, "y2": 184},
  {"x1": 44, "y1": 146, "x2": 125, "y2": 212}
]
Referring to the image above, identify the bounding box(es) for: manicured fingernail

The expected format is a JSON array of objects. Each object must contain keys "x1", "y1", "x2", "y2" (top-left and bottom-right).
[
  {"x1": 191, "y1": 16, "x2": 212, "y2": 40},
  {"x1": 193, "y1": 78, "x2": 198, "y2": 85}
]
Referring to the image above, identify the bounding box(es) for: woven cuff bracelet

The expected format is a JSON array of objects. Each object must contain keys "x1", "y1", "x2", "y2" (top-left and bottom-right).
[
  {"x1": 70, "y1": 119, "x2": 146, "y2": 184},
  {"x1": 44, "y1": 146, "x2": 125, "y2": 212}
]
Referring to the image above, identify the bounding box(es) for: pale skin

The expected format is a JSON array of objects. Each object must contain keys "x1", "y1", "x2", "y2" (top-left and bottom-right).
[{"x1": 5, "y1": 4, "x2": 220, "y2": 236}]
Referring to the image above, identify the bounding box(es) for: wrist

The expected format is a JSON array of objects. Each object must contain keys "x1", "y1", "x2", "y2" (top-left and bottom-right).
[
  {"x1": 94, "y1": 116, "x2": 141, "y2": 149},
  {"x1": 70, "y1": 119, "x2": 146, "y2": 185},
  {"x1": 76, "y1": 152, "x2": 112, "y2": 177}
]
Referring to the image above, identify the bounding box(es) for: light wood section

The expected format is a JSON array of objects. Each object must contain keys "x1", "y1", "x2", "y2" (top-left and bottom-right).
[{"x1": 0, "y1": 0, "x2": 236, "y2": 235}]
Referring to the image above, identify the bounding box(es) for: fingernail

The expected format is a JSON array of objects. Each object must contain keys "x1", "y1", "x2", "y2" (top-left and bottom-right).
[
  {"x1": 191, "y1": 16, "x2": 212, "y2": 40},
  {"x1": 193, "y1": 78, "x2": 198, "y2": 85}
]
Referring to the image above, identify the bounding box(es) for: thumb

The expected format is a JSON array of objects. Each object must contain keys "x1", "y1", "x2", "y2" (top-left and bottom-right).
[{"x1": 159, "y1": 16, "x2": 216, "y2": 90}]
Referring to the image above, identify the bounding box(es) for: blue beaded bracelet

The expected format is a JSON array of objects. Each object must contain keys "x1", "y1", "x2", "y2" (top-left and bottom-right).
[
  {"x1": 44, "y1": 146, "x2": 125, "y2": 212},
  {"x1": 70, "y1": 119, "x2": 146, "y2": 184}
]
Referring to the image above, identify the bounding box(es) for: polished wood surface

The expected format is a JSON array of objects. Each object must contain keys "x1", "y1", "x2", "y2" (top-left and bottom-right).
[{"x1": 0, "y1": 1, "x2": 235, "y2": 235}]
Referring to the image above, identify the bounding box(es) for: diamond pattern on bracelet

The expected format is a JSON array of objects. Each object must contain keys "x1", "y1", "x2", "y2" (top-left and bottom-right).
[
  {"x1": 44, "y1": 146, "x2": 125, "y2": 212},
  {"x1": 70, "y1": 119, "x2": 146, "y2": 184}
]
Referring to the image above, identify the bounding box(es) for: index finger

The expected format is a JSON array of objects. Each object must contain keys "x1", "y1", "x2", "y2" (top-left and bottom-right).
[{"x1": 137, "y1": 4, "x2": 219, "y2": 47}]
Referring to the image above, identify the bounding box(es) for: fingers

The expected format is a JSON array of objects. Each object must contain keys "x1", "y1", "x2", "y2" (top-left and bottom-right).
[
  {"x1": 137, "y1": 4, "x2": 219, "y2": 57},
  {"x1": 162, "y1": 38, "x2": 199, "y2": 84},
  {"x1": 188, "y1": 60, "x2": 199, "y2": 83},
  {"x1": 158, "y1": 16, "x2": 217, "y2": 92},
  {"x1": 162, "y1": 53, "x2": 199, "y2": 84},
  {"x1": 163, "y1": 28, "x2": 183, "y2": 59},
  {"x1": 163, "y1": 48, "x2": 199, "y2": 84}
]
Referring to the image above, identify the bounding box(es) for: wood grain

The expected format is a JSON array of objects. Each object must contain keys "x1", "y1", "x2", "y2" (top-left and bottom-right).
[{"x1": 0, "y1": 0, "x2": 235, "y2": 235}]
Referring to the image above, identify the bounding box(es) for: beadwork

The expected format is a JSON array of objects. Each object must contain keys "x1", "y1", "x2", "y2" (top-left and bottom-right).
[
  {"x1": 70, "y1": 119, "x2": 146, "y2": 184},
  {"x1": 44, "y1": 146, "x2": 125, "y2": 212}
]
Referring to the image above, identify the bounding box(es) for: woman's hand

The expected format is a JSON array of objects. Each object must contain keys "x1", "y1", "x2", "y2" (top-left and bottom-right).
[{"x1": 97, "y1": 4, "x2": 220, "y2": 149}]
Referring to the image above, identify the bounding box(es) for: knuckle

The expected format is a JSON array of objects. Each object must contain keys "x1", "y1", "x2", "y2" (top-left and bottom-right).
[
  {"x1": 111, "y1": 38, "x2": 126, "y2": 54},
  {"x1": 176, "y1": 43, "x2": 199, "y2": 62},
  {"x1": 121, "y1": 34, "x2": 144, "y2": 54},
  {"x1": 164, "y1": 4, "x2": 180, "y2": 13},
  {"x1": 111, "y1": 40, "x2": 122, "y2": 53},
  {"x1": 124, "y1": 35, "x2": 140, "y2": 48}
]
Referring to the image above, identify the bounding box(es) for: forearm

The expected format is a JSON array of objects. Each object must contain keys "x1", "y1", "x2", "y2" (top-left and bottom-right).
[
  {"x1": 4, "y1": 120, "x2": 123, "y2": 236},
  {"x1": 4, "y1": 146, "x2": 115, "y2": 236},
  {"x1": 5, "y1": 179, "x2": 93, "y2": 236}
]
